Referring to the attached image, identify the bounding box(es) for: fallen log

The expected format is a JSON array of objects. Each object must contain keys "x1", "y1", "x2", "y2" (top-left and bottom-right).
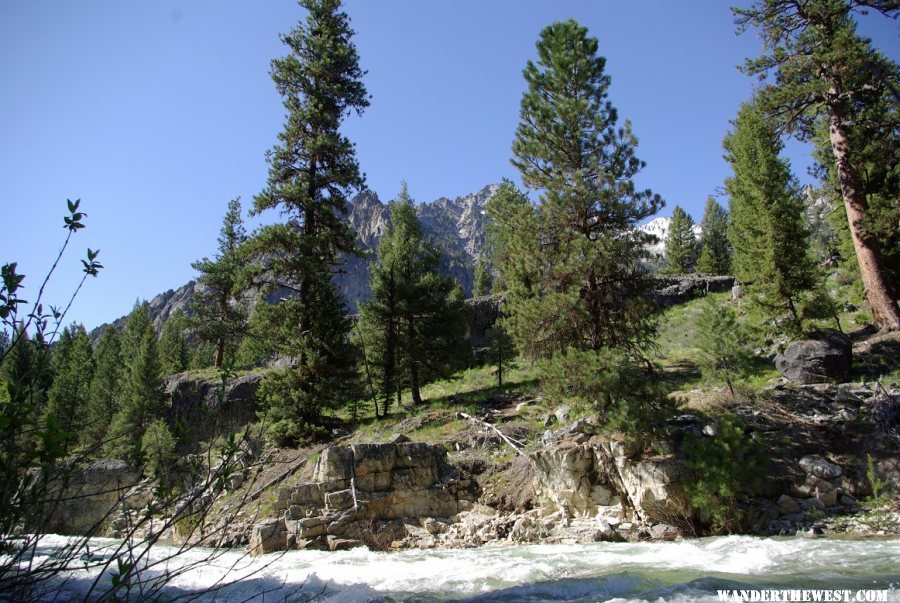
[{"x1": 457, "y1": 412, "x2": 525, "y2": 456}]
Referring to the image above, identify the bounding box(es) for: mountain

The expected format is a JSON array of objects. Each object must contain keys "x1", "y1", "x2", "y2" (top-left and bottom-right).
[
  {"x1": 92, "y1": 185, "x2": 499, "y2": 338},
  {"x1": 95, "y1": 187, "x2": 710, "y2": 338},
  {"x1": 638, "y1": 216, "x2": 702, "y2": 260},
  {"x1": 338, "y1": 183, "x2": 497, "y2": 311}
]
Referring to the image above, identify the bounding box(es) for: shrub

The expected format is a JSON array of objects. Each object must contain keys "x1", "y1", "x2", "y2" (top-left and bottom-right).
[
  {"x1": 265, "y1": 418, "x2": 328, "y2": 448},
  {"x1": 681, "y1": 413, "x2": 767, "y2": 533}
]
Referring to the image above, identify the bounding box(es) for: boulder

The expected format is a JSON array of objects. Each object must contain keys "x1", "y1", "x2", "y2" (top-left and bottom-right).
[
  {"x1": 249, "y1": 520, "x2": 286, "y2": 555},
  {"x1": 775, "y1": 330, "x2": 852, "y2": 384},
  {"x1": 799, "y1": 455, "x2": 843, "y2": 480}
]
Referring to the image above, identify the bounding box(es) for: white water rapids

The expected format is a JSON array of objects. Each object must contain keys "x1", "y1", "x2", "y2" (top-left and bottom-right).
[{"x1": 9, "y1": 535, "x2": 900, "y2": 602}]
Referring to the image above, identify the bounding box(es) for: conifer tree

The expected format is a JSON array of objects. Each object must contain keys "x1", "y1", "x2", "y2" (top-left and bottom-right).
[
  {"x1": 664, "y1": 206, "x2": 699, "y2": 274},
  {"x1": 120, "y1": 301, "x2": 153, "y2": 369},
  {"x1": 696, "y1": 299, "x2": 755, "y2": 398},
  {"x1": 108, "y1": 310, "x2": 165, "y2": 464},
  {"x1": 473, "y1": 257, "x2": 492, "y2": 297},
  {"x1": 190, "y1": 198, "x2": 248, "y2": 368},
  {"x1": 696, "y1": 197, "x2": 732, "y2": 275},
  {"x1": 734, "y1": 0, "x2": 900, "y2": 329},
  {"x1": 84, "y1": 326, "x2": 122, "y2": 453},
  {"x1": 44, "y1": 324, "x2": 94, "y2": 453},
  {"x1": 249, "y1": 0, "x2": 367, "y2": 441},
  {"x1": 496, "y1": 20, "x2": 666, "y2": 429},
  {"x1": 358, "y1": 184, "x2": 467, "y2": 412},
  {"x1": 158, "y1": 310, "x2": 188, "y2": 375},
  {"x1": 811, "y1": 107, "x2": 899, "y2": 296},
  {"x1": 724, "y1": 101, "x2": 817, "y2": 327}
]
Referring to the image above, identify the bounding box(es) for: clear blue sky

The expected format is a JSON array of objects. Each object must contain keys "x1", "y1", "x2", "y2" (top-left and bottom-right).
[{"x1": 1, "y1": 1, "x2": 897, "y2": 332}]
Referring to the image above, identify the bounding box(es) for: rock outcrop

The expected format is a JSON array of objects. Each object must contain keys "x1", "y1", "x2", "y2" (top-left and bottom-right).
[
  {"x1": 164, "y1": 371, "x2": 263, "y2": 446},
  {"x1": 775, "y1": 329, "x2": 852, "y2": 384},
  {"x1": 38, "y1": 460, "x2": 141, "y2": 535},
  {"x1": 652, "y1": 275, "x2": 736, "y2": 307},
  {"x1": 529, "y1": 439, "x2": 688, "y2": 538},
  {"x1": 249, "y1": 435, "x2": 695, "y2": 554},
  {"x1": 249, "y1": 442, "x2": 478, "y2": 554}
]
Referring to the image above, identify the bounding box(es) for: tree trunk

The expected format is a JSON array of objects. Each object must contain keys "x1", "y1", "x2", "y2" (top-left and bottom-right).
[
  {"x1": 407, "y1": 316, "x2": 423, "y2": 405},
  {"x1": 299, "y1": 157, "x2": 318, "y2": 370},
  {"x1": 827, "y1": 102, "x2": 900, "y2": 330},
  {"x1": 214, "y1": 337, "x2": 225, "y2": 369}
]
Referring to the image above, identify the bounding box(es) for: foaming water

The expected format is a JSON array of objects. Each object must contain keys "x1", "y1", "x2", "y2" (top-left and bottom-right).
[{"x1": 8, "y1": 535, "x2": 900, "y2": 602}]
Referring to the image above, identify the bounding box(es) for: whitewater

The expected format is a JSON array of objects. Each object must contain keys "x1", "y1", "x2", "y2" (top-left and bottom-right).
[{"x1": 8, "y1": 535, "x2": 900, "y2": 602}]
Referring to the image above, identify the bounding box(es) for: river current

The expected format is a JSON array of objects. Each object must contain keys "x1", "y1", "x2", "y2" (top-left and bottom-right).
[{"x1": 12, "y1": 534, "x2": 900, "y2": 602}]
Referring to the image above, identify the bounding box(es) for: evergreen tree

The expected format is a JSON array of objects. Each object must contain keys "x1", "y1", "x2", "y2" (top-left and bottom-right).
[
  {"x1": 724, "y1": 101, "x2": 817, "y2": 327},
  {"x1": 190, "y1": 197, "x2": 249, "y2": 368},
  {"x1": 664, "y1": 206, "x2": 699, "y2": 274},
  {"x1": 44, "y1": 324, "x2": 94, "y2": 454},
  {"x1": 120, "y1": 301, "x2": 152, "y2": 368},
  {"x1": 473, "y1": 256, "x2": 492, "y2": 297},
  {"x1": 696, "y1": 299, "x2": 755, "y2": 398},
  {"x1": 358, "y1": 184, "x2": 467, "y2": 413},
  {"x1": 497, "y1": 20, "x2": 666, "y2": 430},
  {"x1": 811, "y1": 105, "x2": 899, "y2": 297},
  {"x1": 248, "y1": 0, "x2": 367, "y2": 441},
  {"x1": 158, "y1": 310, "x2": 188, "y2": 375},
  {"x1": 0, "y1": 327, "x2": 50, "y2": 499},
  {"x1": 108, "y1": 316, "x2": 164, "y2": 464},
  {"x1": 696, "y1": 197, "x2": 732, "y2": 275},
  {"x1": 734, "y1": 0, "x2": 900, "y2": 329},
  {"x1": 84, "y1": 326, "x2": 122, "y2": 453}
]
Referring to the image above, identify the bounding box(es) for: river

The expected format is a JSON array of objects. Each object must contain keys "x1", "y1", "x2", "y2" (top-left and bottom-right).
[{"x1": 11, "y1": 535, "x2": 900, "y2": 602}]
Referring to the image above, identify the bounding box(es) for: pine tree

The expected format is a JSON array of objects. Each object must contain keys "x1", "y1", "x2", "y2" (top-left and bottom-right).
[
  {"x1": 120, "y1": 301, "x2": 152, "y2": 368},
  {"x1": 725, "y1": 101, "x2": 817, "y2": 328},
  {"x1": 108, "y1": 315, "x2": 165, "y2": 464},
  {"x1": 696, "y1": 299, "x2": 755, "y2": 398},
  {"x1": 158, "y1": 310, "x2": 188, "y2": 375},
  {"x1": 358, "y1": 184, "x2": 467, "y2": 412},
  {"x1": 190, "y1": 198, "x2": 248, "y2": 368},
  {"x1": 248, "y1": 0, "x2": 367, "y2": 441},
  {"x1": 0, "y1": 327, "x2": 50, "y2": 498},
  {"x1": 84, "y1": 326, "x2": 122, "y2": 454},
  {"x1": 473, "y1": 256, "x2": 492, "y2": 297},
  {"x1": 734, "y1": 0, "x2": 900, "y2": 329},
  {"x1": 485, "y1": 180, "x2": 540, "y2": 301},
  {"x1": 497, "y1": 20, "x2": 666, "y2": 429},
  {"x1": 811, "y1": 105, "x2": 899, "y2": 297},
  {"x1": 44, "y1": 324, "x2": 94, "y2": 454},
  {"x1": 696, "y1": 197, "x2": 732, "y2": 275},
  {"x1": 664, "y1": 206, "x2": 699, "y2": 274}
]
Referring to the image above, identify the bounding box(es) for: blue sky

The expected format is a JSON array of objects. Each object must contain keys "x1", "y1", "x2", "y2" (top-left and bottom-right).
[{"x1": 1, "y1": 1, "x2": 897, "y2": 331}]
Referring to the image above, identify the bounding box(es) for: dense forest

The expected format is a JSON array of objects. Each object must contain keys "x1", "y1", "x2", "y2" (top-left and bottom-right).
[{"x1": 1, "y1": 0, "x2": 898, "y2": 599}]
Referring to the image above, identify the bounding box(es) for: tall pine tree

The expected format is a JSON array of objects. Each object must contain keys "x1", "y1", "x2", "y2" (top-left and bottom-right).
[
  {"x1": 496, "y1": 21, "x2": 666, "y2": 429},
  {"x1": 190, "y1": 198, "x2": 249, "y2": 368},
  {"x1": 696, "y1": 197, "x2": 732, "y2": 275},
  {"x1": 664, "y1": 206, "x2": 699, "y2": 274},
  {"x1": 107, "y1": 304, "x2": 165, "y2": 464},
  {"x1": 44, "y1": 324, "x2": 94, "y2": 454},
  {"x1": 158, "y1": 310, "x2": 188, "y2": 375},
  {"x1": 473, "y1": 257, "x2": 492, "y2": 297},
  {"x1": 358, "y1": 184, "x2": 467, "y2": 413},
  {"x1": 84, "y1": 326, "x2": 122, "y2": 454},
  {"x1": 725, "y1": 101, "x2": 817, "y2": 327},
  {"x1": 734, "y1": 0, "x2": 900, "y2": 329},
  {"x1": 249, "y1": 0, "x2": 367, "y2": 441}
]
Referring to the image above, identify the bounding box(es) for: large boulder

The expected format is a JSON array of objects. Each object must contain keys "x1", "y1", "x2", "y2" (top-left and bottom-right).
[{"x1": 775, "y1": 329, "x2": 852, "y2": 384}]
